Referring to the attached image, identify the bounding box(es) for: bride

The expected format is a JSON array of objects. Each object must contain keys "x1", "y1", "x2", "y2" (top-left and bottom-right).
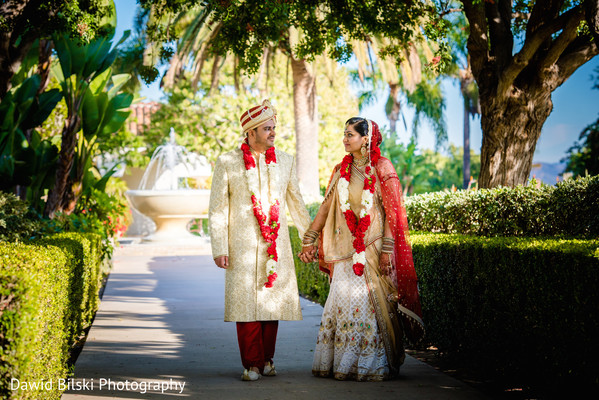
[{"x1": 299, "y1": 117, "x2": 424, "y2": 381}]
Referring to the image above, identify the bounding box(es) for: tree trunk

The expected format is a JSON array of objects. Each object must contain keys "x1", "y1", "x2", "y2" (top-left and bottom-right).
[
  {"x1": 387, "y1": 83, "x2": 401, "y2": 134},
  {"x1": 35, "y1": 39, "x2": 53, "y2": 94},
  {"x1": 290, "y1": 57, "x2": 319, "y2": 200},
  {"x1": 16, "y1": 40, "x2": 54, "y2": 201},
  {"x1": 462, "y1": 0, "x2": 598, "y2": 189},
  {"x1": 233, "y1": 56, "x2": 240, "y2": 93},
  {"x1": 162, "y1": 52, "x2": 183, "y2": 90},
  {"x1": 208, "y1": 55, "x2": 222, "y2": 95},
  {"x1": 459, "y1": 67, "x2": 476, "y2": 189},
  {"x1": 61, "y1": 178, "x2": 81, "y2": 214},
  {"x1": 463, "y1": 100, "x2": 471, "y2": 189},
  {"x1": 44, "y1": 112, "x2": 81, "y2": 218},
  {"x1": 478, "y1": 86, "x2": 553, "y2": 188},
  {"x1": 256, "y1": 48, "x2": 269, "y2": 98},
  {"x1": 0, "y1": 0, "x2": 42, "y2": 100},
  {"x1": 23, "y1": 39, "x2": 53, "y2": 143},
  {"x1": 0, "y1": 37, "x2": 33, "y2": 100}
]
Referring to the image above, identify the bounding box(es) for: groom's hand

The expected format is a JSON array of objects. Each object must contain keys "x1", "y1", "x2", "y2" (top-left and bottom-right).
[
  {"x1": 298, "y1": 245, "x2": 317, "y2": 263},
  {"x1": 215, "y1": 256, "x2": 229, "y2": 269}
]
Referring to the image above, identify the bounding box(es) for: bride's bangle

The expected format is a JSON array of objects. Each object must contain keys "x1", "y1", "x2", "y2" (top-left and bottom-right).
[
  {"x1": 302, "y1": 229, "x2": 319, "y2": 245},
  {"x1": 304, "y1": 229, "x2": 319, "y2": 237},
  {"x1": 381, "y1": 237, "x2": 394, "y2": 254}
]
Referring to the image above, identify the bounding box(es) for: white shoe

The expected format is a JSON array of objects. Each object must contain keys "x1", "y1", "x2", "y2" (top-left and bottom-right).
[
  {"x1": 241, "y1": 369, "x2": 261, "y2": 381},
  {"x1": 263, "y1": 362, "x2": 277, "y2": 376}
]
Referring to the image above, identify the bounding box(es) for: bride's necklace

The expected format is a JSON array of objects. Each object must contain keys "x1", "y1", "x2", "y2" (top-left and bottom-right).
[
  {"x1": 240, "y1": 142, "x2": 280, "y2": 288},
  {"x1": 353, "y1": 155, "x2": 369, "y2": 167},
  {"x1": 337, "y1": 154, "x2": 376, "y2": 276}
]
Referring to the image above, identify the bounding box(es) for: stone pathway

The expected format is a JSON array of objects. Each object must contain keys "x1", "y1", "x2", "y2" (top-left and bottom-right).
[{"x1": 62, "y1": 242, "x2": 493, "y2": 400}]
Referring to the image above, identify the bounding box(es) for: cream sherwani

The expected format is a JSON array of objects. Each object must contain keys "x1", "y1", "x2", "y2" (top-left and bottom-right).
[{"x1": 209, "y1": 148, "x2": 310, "y2": 322}]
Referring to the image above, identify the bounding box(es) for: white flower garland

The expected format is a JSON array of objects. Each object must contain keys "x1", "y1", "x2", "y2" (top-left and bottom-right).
[{"x1": 244, "y1": 157, "x2": 279, "y2": 201}]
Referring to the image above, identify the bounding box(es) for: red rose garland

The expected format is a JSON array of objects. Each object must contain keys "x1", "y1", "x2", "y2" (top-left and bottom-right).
[
  {"x1": 338, "y1": 154, "x2": 376, "y2": 276},
  {"x1": 241, "y1": 142, "x2": 280, "y2": 287}
]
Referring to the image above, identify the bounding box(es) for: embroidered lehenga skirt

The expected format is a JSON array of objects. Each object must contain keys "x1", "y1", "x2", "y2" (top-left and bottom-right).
[{"x1": 311, "y1": 259, "x2": 403, "y2": 381}]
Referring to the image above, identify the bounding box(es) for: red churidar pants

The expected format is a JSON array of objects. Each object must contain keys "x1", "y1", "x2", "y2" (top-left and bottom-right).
[{"x1": 236, "y1": 321, "x2": 279, "y2": 373}]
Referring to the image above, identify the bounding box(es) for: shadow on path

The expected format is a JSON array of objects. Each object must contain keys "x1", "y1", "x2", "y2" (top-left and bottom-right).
[{"x1": 62, "y1": 245, "x2": 492, "y2": 400}]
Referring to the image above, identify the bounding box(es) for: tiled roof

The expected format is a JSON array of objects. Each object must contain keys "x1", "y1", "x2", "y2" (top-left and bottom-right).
[{"x1": 128, "y1": 101, "x2": 161, "y2": 134}]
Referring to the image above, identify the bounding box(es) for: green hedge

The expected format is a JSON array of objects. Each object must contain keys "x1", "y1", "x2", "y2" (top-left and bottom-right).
[
  {"x1": 0, "y1": 232, "x2": 105, "y2": 400},
  {"x1": 289, "y1": 226, "x2": 330, "y2": 305},
  {"x1": 35, "y1": 233, "x2": 103, "y2": 344},
  {"x1": 412, "y1": 233, "x2": 599, "y2": 390},
  {"x1": 0, "y1": 193, "x2": 41, "y2": 243},
  {"x1": 0, "y1": 243, "x2": 69, "y2": 400},
  {"x1": 405, "y1": 175, "x2": 599, "y2": 238},
  {"x1": 291, "y1": 227, "x2": 599, "y2": 390}
]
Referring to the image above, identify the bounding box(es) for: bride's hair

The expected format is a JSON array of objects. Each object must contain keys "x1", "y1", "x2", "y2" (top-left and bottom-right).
[{"x1": 345, "y1": 117, "x2": 369, "y2": 137}]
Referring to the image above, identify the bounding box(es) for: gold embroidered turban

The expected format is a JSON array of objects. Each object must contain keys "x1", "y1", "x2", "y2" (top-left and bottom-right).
[{"x1": 240, "y1": 99, "x2": 277, "y2": 133}]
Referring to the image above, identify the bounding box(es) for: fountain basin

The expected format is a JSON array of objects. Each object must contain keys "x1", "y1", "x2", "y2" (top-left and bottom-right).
[{"x1": 126, "y1": 189, "x2": 210, "y2": 242}]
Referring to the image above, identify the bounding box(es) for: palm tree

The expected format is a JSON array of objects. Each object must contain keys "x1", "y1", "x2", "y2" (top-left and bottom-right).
[
  {"x1": 144, "y1": 7, "x2": 321, "y2": 198},
  {"x1": 459, "y1": 62, "x2": 480, "y2": 188},
  {"x1": 446, "y1": 11, "x2": 481, "y2": 189},
  {"x1": 352, "y1": 37, "x2": 427, "y2": 134},
  {"x1": 352, "y1": 37, "x2": 448, "y2": 149},
  {"x1": 144, "y1": 5, "x2": 439, "y2": 199}
]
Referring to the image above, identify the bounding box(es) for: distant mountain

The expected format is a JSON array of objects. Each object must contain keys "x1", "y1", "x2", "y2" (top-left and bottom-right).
[{"x1": 529, "y1": 161, "x2": 568, "y2": 185}]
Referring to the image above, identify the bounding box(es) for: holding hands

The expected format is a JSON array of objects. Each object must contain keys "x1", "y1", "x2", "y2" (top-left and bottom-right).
[
  {"x1": 298, "y1": 229, "x2": 319, "y2": 263},
  {"x1": 298, "y1": 245, "x2": 317, "y2": 263}
]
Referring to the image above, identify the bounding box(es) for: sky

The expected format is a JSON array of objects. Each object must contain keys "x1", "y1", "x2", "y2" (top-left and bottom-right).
[{"x1": 114, "y1": 1, "x2": 599, "y2": 165}]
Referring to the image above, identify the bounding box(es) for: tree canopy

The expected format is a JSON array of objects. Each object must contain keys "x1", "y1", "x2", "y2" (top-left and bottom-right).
[
  {"x1": 135, "y1": 0, "x2": 449, "y2": 198},
  {"x1": 563, "y1": 117, "x2": 599, "y2": 177},
  {"x1": 563, "y1": 66, "x2": 599, "y2": 177},
  {"x1": 457, "y1": 0, "x2": 599, "y2": 187},
  {"x1": 139, "y1": 0, "x2": 448, "y2": 81},
  {"x1": 141, "y1": 50, "x2": 358, "y2": 190},
  {"x1": 0, "y1": 0, "x2": 115, "y2": 98}
]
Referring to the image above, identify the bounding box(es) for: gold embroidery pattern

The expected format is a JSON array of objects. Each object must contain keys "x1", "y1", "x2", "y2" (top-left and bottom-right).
[
  {"x1": 312, "y1": 260, "x2": 389, "y2": 381},
  {"x1": 209, "y1": 149, "x2": 311, "y2": 322}
]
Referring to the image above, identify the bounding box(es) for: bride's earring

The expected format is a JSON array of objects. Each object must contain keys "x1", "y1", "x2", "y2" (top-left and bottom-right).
[{"x1": 361, "y1": 143, "x2": 368, "y2": 157}]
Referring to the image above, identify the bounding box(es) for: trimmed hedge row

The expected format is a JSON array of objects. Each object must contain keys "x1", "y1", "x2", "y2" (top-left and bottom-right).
[
  {"x1": 413, "y1": 233, "x2": 599, "y2": 390},
  {"x1": 291, "y1": 227, "x2": 599, "y2": 390},
  {"x1": 35, "y1": 233, "x2": 103, "y2": 344},
  {"x1": 289, "y1": 226, "x2": 330, "y2": 305},
  {"x1": 0, "y1": 232, "x2": 104, "y2": 400},
  {"x1": 0, "y1": 244, "x2": 68, "y2": 400},
  {"x1": 0, "y1": 193, "x2": 41, "y2": 243},
  {"x1": 405, "y1": 175, "x2": 599, "y2": 238}
]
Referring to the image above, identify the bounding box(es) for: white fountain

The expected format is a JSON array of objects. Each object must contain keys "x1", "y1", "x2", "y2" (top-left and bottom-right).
[{"x1": 125, "y1": 128, "x2": 211, "y2": 243}]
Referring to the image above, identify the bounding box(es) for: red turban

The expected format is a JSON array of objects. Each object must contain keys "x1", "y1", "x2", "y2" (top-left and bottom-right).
[{"x1": 240, "y1": 99, "x2": 277, "y2": 133}]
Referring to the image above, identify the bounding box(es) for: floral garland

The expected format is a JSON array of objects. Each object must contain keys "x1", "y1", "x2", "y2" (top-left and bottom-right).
[
  {"x1": 241, "y1": 142, "x2": 280, "y2": 287},
  {"x1": 337, "y1": 154, "x2": 376, "y2": 276}
]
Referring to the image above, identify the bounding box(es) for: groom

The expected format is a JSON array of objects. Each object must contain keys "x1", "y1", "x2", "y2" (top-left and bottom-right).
[{"x1": 208, "y1": 99, "x2": 311, "y2": 381}]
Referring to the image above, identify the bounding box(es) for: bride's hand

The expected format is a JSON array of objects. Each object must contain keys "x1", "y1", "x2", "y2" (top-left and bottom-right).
[
  {"x1": 298, "y1": 245, "x2": 317, "y2": 263},
  {"x1": 298, "y1": 250, "x2": 310, "y2": 263},
  {"x1": 380, "y1": 253, "x2": 393, "y2": 275}
]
